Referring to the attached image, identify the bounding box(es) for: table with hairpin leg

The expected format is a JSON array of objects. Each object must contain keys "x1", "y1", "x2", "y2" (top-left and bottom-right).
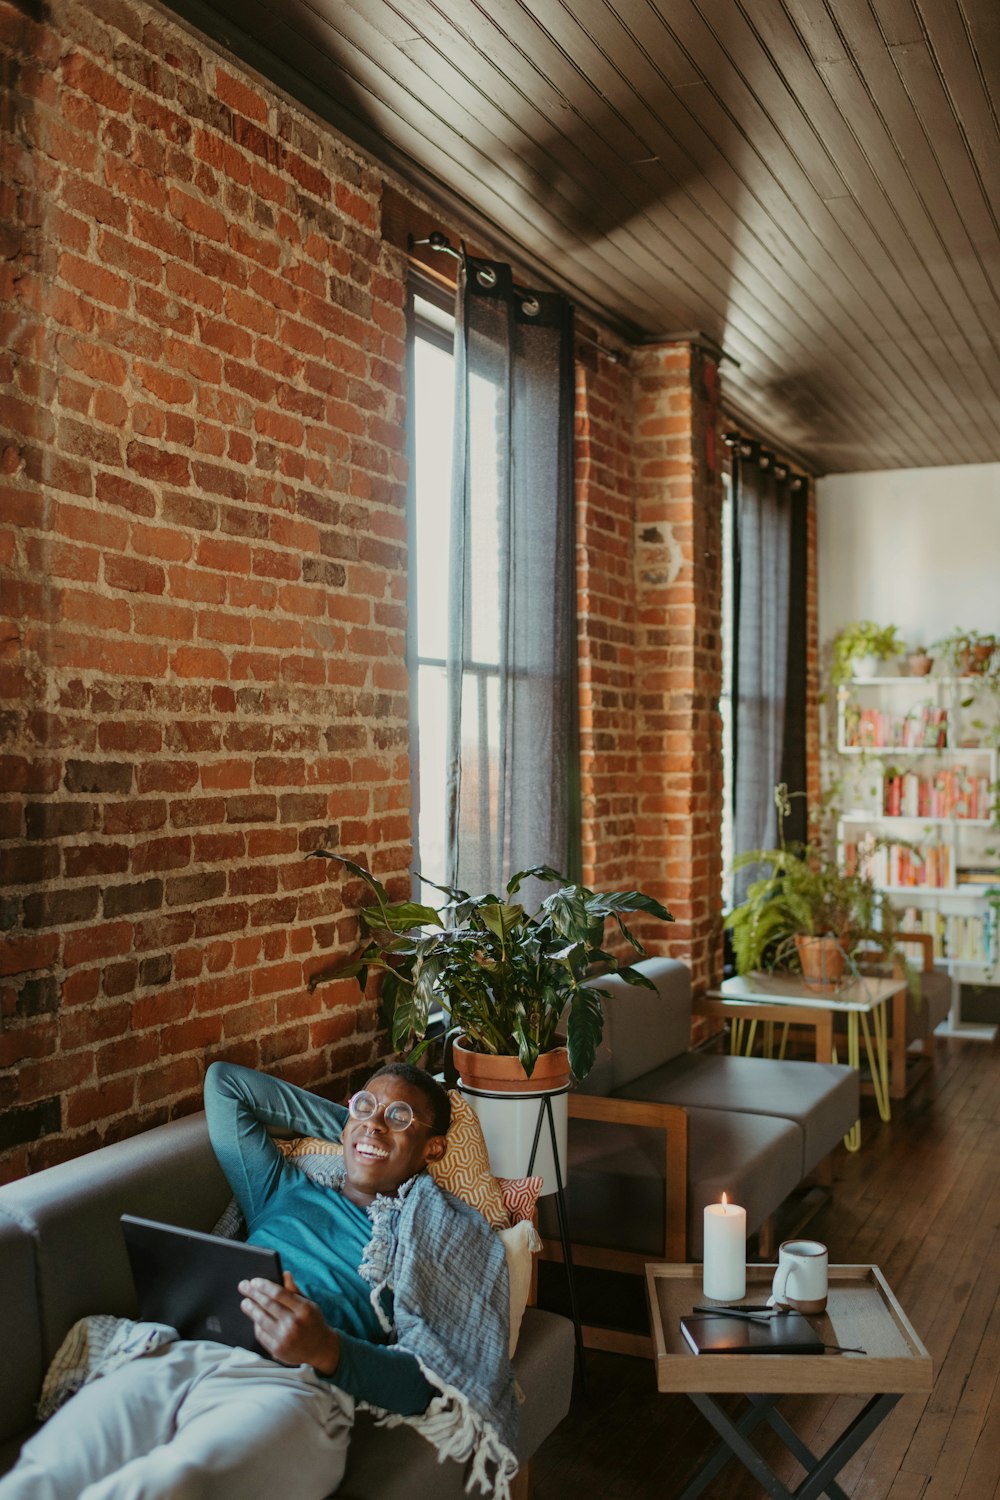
[
  {"x1": 700, "y1": 972, "x2": 908, "y2": 1150},
  {"x1": 646, "y1": 1263, "x2": 932, "y2": 1500}
]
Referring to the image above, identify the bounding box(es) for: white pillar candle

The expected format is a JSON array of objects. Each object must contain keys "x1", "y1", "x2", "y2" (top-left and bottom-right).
[{"x1": 702, "y1": 1193, "x2": 747, "y2": 1301}]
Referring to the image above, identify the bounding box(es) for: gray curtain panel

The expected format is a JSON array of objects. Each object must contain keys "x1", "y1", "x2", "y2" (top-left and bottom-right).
[
  {"x1": 732, "y1": 443, "x2": 793, "y2": 903},
  {"x1": 446, "y1": 255, "x2": 579, "y2": 902}
]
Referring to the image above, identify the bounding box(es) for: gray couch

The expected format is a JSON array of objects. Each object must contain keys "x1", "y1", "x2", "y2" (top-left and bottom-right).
[
  {"x1": 0, "y1": 1109, "x2": 574, "y2": 1495},
  {"x1": 540, "y1": 958, "x2": 859, "y2": 1285}
]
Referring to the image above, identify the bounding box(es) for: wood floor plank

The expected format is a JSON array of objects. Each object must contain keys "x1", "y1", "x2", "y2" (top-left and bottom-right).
[{"x1": 532, "y1": 1037, "x2": 1000, "y2": 1500}]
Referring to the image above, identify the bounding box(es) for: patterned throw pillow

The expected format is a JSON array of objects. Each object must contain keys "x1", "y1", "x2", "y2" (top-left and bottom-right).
[
  {"x1": 426, "y1": 1090, "x2": 510, "y2": 1229},
  {"x1": 279, "y1": 1136, "x2": 342, "y2": 1158},
  {"x1": 497, "y1": 1175, "x2": 544, "y2": 1225}
]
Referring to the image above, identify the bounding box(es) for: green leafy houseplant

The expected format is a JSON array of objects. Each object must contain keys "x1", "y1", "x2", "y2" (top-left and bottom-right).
[
  {"x1": 831, "y1": 621, "x2": 903, "y2": 685},
  {"x1": 724, "y1": 787, "x2": 905, "y2": 984},
  {"x1": 307, "y1": 857, "x2": 673, "y2": 1082},
  {"x1": 932, "y1": 628, "x2": 998, "y2": 680}
]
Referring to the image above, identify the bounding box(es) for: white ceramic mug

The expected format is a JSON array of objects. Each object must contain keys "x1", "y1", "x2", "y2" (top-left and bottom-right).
[{"x1": 770, "y1": 1239, "x2": 828, "y2": 1313}]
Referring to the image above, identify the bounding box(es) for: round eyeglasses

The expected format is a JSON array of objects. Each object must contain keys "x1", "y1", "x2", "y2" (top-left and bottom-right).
[{"x1": 347, "y1": 1090, "x2": 434, "y2": 1132}]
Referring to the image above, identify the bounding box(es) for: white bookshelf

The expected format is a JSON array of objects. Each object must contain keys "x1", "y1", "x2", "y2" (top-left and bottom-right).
[{"x1": 835, "y1": 674, "x2": 999, "y2": 1041}]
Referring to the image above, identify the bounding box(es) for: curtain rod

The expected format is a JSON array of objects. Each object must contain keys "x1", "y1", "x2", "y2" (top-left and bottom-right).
[
  {"x1": 723, "y1": 431, "x2": 808, "y2": 490},
  {"x1": 408, "y1": 231, "x2": 623, "y2": 364}
]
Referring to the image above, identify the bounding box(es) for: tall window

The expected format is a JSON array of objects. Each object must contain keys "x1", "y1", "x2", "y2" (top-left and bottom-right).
[
  {"x1": 408, "y1": 263, "x2": 578, "y2": 903},
  {"x1": 409, "y1": 294, "x2": 455, "y2": 887}
]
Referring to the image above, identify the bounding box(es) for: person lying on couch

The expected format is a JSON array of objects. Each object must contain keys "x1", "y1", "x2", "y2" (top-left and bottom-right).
[{"x1": 0, "y1": 1060, "x2": 518, "y2": 1500}]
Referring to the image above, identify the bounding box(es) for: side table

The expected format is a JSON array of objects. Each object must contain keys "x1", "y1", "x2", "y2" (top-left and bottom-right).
[{"x1": 646, "y1": 1262, "x2": 932, "y2": 1500}]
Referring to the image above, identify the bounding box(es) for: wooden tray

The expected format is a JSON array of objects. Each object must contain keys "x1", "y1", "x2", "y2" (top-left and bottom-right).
[{"x1": 646, "y1": 1263, "x2": 933, "y2": 1395}]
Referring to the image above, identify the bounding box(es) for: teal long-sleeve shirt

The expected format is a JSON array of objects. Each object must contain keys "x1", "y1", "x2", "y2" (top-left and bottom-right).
[{"x1": 204, "y1": 1060, "x2": 434, "y2": 1415}]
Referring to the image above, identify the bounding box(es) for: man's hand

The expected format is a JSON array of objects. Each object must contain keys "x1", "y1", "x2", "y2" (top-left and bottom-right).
[{"x1": 239, "y1": 1272, "x2": 341, "y2": 1376}]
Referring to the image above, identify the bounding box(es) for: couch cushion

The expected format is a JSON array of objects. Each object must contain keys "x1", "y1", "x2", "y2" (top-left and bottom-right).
[
  {"x1": 617, "y1": 1053, "x2": 859, "y2": 1174},
  {"x1": 539, "y1": 1105, "x2": 802, "y2": 1260},
  {"x1": 2, "y1": 1309, "x2": 575, "y2": 1494},
  {"x1": 337, "y1": 1307, "x2": 574, "y2": 1499},
  {"x1": 580, "y1": 957, "x2": 692, "y2": 1095}
]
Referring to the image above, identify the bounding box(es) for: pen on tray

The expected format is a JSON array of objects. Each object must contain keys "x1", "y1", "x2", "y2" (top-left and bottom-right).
[
  {"x1": 689, "y1": 1307, "x2": 774, "y2": 1323},
  {"x1": 695, "y1": 1303, "x2": 777, "y2": 1313}
]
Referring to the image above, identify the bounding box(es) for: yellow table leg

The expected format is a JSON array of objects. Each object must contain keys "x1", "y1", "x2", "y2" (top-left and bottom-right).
[
  {"x1": 861, "y1": 1004, "x2": 892, "y2": 1124},
  {"x1": 745, "y1": 1019, "x2": 758, "y2": 1057},
  {"x1": 777, "y1": 1021, "x2": 790, "y2": 1060},
  {"x1": 731, "y1": 1018, "x2": 742, "y2": 1056},
  {"x1": 844, "y1": 1014, "x2": 862, "y2": 1152}
]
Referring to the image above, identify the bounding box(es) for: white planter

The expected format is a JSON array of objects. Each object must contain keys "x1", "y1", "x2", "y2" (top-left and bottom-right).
[{"x1": 459, "y1": 1083, "x2": 569, "y2": 1197}]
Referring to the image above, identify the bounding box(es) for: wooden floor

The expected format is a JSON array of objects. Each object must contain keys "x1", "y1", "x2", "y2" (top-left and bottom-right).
[{"x1": 531, "y1": 1034, "x2": 1000, "y2": 1500}]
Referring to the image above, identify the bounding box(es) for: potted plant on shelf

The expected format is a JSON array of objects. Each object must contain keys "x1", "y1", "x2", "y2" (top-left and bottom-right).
[
  {"x1": 306, "y1": 854, "x2": 674, "y2": 1087},
  {"x1": 905, "y1": 645, "x2": 934, "y2": 677},
  {"x1": 932, "y1": 628, "x2": 998, "y2": 679},
  {"x1": 724, "y1": 786, "x2": 905, "y2": 990},
  {"x1": 831, "y1": 621, "x2": 903, "y2": 685}
]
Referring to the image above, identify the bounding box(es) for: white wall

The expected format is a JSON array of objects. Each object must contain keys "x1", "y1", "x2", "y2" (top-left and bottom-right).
[{"x1": 816, "y1": 463, "x2": 1000, "y2": 653}]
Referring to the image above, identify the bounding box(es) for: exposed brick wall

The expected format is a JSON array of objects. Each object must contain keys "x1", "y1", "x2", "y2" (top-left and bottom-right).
[
  {"x1": 575, "y1": 333, "x2": 638, "y2": 893},
  {"x1": 0, "y1": 0, "x2": 412, "y2": 1181},
  {"x1": 577, "y1": 338, "x2": 724, "y2": 988},
  {"x1": 630, "y1": 345, "x2": 724, "y2": 991}
]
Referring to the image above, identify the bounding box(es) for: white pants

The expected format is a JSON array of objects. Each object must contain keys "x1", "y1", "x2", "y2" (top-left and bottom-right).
[{"x1": 0, "y1": 1341, "x2": 354, "y2": 1500}]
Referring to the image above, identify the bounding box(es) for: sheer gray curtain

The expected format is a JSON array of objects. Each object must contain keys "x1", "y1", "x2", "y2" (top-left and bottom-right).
[
  {"x1": 446, "y1": 254, "x2": 578, "y2": 901},
  {"x1": 732, "y1": 441, "x2": 793, "y2": 903}
]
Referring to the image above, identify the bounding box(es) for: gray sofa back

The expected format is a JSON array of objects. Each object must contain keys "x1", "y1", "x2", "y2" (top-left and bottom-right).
[
  {"x1": 581, "y1": 956, "x2": 692, "y2": 1095},
  {"x1": 0, "y1": 1112, "x2": 231, "y2": 1398},
  {"x1": 0, "y1": 1214, "x2": 41, "y2": 1445}
]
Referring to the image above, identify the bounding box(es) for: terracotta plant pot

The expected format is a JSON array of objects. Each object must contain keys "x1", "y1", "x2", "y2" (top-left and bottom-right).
[
  {"x1": 907, "y1": 652, "x2": 933, "y2": 677},
  {"x1": 452, "y1": 1038, "x2": 572, "y2": 1094},
  {"x1": 454, "y1": 1040, "x2": 571, "y2": 1190},
  {"x1": 794, "y1": 935, "x2": 846, "y2": 991}
]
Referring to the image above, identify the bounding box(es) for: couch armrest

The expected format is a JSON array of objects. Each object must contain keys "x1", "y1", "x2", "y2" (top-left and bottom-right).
[{"x1": 566, "y1": 1094, "x2": 689, "y2": 1263}]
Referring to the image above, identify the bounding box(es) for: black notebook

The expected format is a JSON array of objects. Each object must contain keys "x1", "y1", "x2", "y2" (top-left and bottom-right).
[{"x1": 680, "y1": 1310, "x2": 825, "y2": 1355}]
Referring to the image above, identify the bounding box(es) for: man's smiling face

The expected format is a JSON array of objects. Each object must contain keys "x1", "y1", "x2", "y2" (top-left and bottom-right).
[{"x1": 341, "y1": 1073, "x2": 447, "y2": 1206}]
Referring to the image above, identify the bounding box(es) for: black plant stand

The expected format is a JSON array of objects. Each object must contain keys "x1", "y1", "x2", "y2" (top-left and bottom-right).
[{"x1": 462, "y1": 1082, "x2": 586, "y2": 1389}]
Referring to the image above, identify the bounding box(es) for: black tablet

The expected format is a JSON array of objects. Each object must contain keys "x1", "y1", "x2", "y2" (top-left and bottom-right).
[{"x1": 121, "y1": 1214, "x2": 283, "y2": 1354}]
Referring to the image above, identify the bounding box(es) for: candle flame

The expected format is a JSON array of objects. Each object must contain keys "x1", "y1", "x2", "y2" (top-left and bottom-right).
[{"x1": 721, "y1": 1192, "x2": 728, "y2": 1212}]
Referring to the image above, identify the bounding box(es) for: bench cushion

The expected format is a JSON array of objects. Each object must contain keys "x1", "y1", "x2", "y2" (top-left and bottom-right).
[
  {"x1": 617, "y1": 1054, "x2": 859, "y2": 1173},
  {"x1": 540, "y1": 1105, "x2": 802, "y2": 1260}
]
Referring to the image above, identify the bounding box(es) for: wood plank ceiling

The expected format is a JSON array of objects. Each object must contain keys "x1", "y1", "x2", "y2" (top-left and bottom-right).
[{"x1": 164, "y1": 0, "x2": 1000, "y2": 474}]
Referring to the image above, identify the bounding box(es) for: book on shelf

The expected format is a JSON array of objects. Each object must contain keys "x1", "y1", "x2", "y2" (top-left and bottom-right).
[
  {"x1": 846, "y1": 837, "x2": 954, "y2": 888},
  {"x1": 844, "y1": 703, "x2": 948, "y2": 750},
  {"x1": 956, "y1": 868, "x2": 1000, "y2": 885},
  {"x1": 902, "y1": 908, "x2": 997, "y2": 966},
  {"x1": 882, "y1": 768, "x2": 989, "y2": 820}
]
